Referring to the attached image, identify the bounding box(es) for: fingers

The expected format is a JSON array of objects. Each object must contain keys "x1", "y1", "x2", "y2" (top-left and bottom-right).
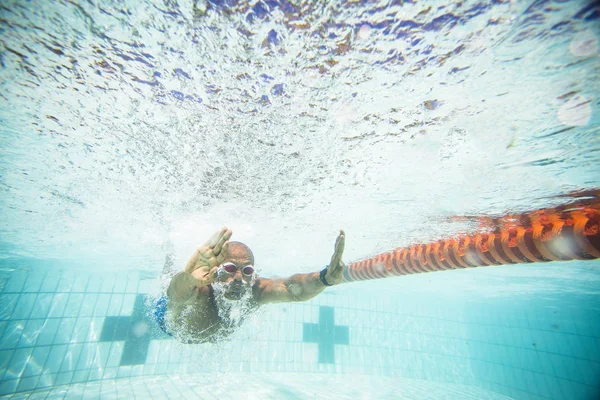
[
  {"x1": 216, "y1": 241, "x2": 229, "y2": 264},
  {"x1": 336, "y1": 230, "x2": 345, "y2": 253},
  {"x1": 205, "y1": 227, "x2": 228, "y2": 248},
  {"x1": 208, "y1": 266, "x2": 218, "y2": 282},
  {"x1": 213, "y1": 229, "x2": 232, "y2": 256},
  {"x1": 329, "y1": 230, "x2": 345, "y2": 270}
]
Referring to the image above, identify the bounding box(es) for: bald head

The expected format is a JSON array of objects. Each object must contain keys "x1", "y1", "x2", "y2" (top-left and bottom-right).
[{"x1": 226, "y1": 241, "x2": 254, "y2": 264}]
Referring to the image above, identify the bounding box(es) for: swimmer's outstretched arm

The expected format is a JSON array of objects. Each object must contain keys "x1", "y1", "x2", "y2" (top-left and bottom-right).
[{"x1": 254, "y1": 230, "x2": 345, "y2": 304}]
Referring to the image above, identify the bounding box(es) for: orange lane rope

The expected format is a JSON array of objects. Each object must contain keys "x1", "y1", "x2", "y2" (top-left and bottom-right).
[{"x1": 342, "y1": 193, "x2": 600, "y2": 283}]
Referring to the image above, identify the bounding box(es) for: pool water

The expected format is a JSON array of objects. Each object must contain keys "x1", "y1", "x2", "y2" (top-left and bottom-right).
[{"x1": 1, "y1": 0, "x2": 599, "y2": 398}]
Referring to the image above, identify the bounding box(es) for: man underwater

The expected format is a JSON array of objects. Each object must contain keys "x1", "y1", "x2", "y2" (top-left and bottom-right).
[{"x1": 155, "y1": 227, "x2": 346, "y2": 343}]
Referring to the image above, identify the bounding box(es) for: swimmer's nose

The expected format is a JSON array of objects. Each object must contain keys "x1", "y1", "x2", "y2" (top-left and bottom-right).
[{"x1": 231, "y1": 277, "x2": 243, "y2": 286}]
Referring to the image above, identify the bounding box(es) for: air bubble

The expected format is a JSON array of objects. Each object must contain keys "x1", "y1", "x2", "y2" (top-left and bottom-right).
[
  {"x1": 358, "y1": 25, "x2": 371, "y2": 40},
  {"x1": 557, "y1": 95, "x2": 591, "y2": 126},
  {"x1": 132, "y1": 321, "x2": 149, "y2": 338},
  {"x1": 335, "y1": 104, "x2": 356, "y2": 124},
  {"x1": 569, "y1": 30, "x2": 598, "y2": 57}
]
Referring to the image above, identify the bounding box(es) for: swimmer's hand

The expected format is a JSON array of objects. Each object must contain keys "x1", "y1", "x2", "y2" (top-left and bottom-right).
[
  {"x1": 324, "y1": 230, "x2": 345, "y2": 285},
  {"x1": 185, "y1": 227, "x2": 232, "y2": 287}
]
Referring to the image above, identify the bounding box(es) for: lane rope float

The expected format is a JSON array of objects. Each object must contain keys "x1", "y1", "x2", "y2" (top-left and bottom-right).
[{"x1": 342, "y1": 194, "x2": 600, "y2": 283}]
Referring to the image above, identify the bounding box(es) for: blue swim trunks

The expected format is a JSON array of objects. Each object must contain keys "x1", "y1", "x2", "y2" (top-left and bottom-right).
[{"x1": 153, "y1": 296, "x2": 172, "y2": 336}]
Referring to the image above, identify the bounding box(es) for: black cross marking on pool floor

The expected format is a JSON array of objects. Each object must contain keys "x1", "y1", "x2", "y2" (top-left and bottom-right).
[
  {"x1": 99, "y1": 294, "x2": 171, "y2": 366},
  {"x1": 303, "y1": 306, "x2": 349, "y2": 363}
]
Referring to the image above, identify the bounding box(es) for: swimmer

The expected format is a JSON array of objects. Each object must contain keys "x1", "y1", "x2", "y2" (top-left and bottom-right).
[{"x1": 154, "y1": 227, "x2": 345, "y2": 343}]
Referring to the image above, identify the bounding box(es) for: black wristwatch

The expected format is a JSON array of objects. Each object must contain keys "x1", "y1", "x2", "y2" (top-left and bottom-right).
[{"x1": 319, "y1": 267, "x2": 333, "y2": 286}]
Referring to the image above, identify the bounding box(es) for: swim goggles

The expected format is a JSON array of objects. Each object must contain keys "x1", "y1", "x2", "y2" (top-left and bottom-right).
[{"x1": 218, "y1": 262, "x2": 255, "y2": 277}]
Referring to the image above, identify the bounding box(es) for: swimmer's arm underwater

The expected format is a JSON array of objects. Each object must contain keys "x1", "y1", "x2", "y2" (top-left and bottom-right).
[
  {"x1": 255, "y1": 230, "x2": 345, "y2": 304},
  {"x1": 167, "y1": 271, "x2": 202, "y2": 303}
]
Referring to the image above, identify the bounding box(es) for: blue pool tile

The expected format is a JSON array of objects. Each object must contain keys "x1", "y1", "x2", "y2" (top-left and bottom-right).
[
  {"x1": 106, "y1": 342, "x2": 124, "y2": 367},
  {"x1": 86, "y1": 276, "x2": 102, "y2": 293},
  {"x1": 523, "y1": 349, "x2": 542, "y2": 373},
  {"x1": 79, "y1": 294, "x2": 98, "y2": 316},
  {"x1": 94, "y1": 342, "x2": 112, "y2": 368},
  {"x1": 87, "y1": 318, "x2": 104, "y2": 342},
  {"x1": 549, "y1": 353, "x2": 569, "y2": 379},
  {"x1": 17, "y1": 375, "x2": 40, "y2": 392},
  {"x1": 142, "y1": 364, "x2": 156, "y2": 375},
  {"x1": 71, "y1": 276, "x2": 89, "y2": 292},
  {"x1": 0, "y1": 294, "x2": 19, "y2": 320},
  {"x1": 578, "y1": 359, "x2": 598, "y2": 386},
  {"x1": 55, "y1": 371, "x2": 73, "y2": 386},
  {"x1": 515, "y1": 346, "x2": 529, "y2": 369},
  {"x1": 36, "y1": 319, "x2": 60, "y2": 346},
  {"x1": 4, "y1": 271, "x2": 27, "y2": 293},
  {"x1": 125, "y1": 278, "x2": 139, "y2": 294},
  {"x1": 0, "y1": 321, "x2": 7, "y2": 341},
  {"x1": 39, "y1": 273, "x2": 61, "y2": 293},
  {"x1": 47, "y1": 388, "x2": 68, "y2": 399},
  {"x1": 583, "y1": 336, "x2": 600, "y2": 362},
  {"x1": 47, "y1": 294, "x2": 69, "y2": 318},
  {"x1": 119, "y1": 294, "x2": 136, "y2": 316},
  {"x1": 93, "y1": 294, "x2": 111, "y2": 317},
  {"x1": 36, "y1": 373, "x2": 56, "y2": 389},
  {"x1": 53, "y1": 318, "x2": 76, "y2": 344},
  {"x1": 55, "y1": 277, "x2": 74, "y2": 292},
  {"x1": 0, "y1": 320, "x2": 24, "y2": 350},
  {"x1": 535, "y1": 351, "x2": 556, "y2": 376},
  {"x1": 553, "y1": 333, "x2": 573, "y2": 356},
  {"x1": 113, "y1": 277, "x2": 127, "y2": 293},
  {"x1": 0, "y1": 349, "x2": 14, "y2": 379},
  {"x1": 513, "y1": 367, "x2": 529, "y2": 392},
  {"x1": 45, "y1": 345, "x2": 68, "y2": 374},
  {"x1": 561, "y1": 357, "x2": 584, "y2": 383},
  {"x1": 88, "y1": 369, "x2": 103, "y2": 380},
  {"x1": 589, "y1": 322, "x2": 600, "y2": 338},
  {"x1": 120, "y1": 339, "x2": 151, "y2": 366},
  {"x1": 573, "y1": 321, "x2": 591, "y2": 336},
  {"x1": 543, "y1": 373, "x2": 563, "y2": 396},
  {"x1": 22, "y1": 273, "x2": 44, "y2": 293},
  {"x1": 23, "y1": 346, "x2": 51, "y2": 377},
  {"x1": 107, "y1": 294, "x2": 124, "y2": 315},
  {"x1": 71, "y1": 318, "x2": 92, "y2": 343},
  {"x1": 99, "y1": 316, "x2": 129, "y2": 341},
  {"x1": 17, "y1": 319, "x2": 44, "y2": 348},
  {"x1": 62, "y1": 294, "x2": 84, "y2": 317},
  {"x1": 29, "y1": 293, "x2": 53, "y2": 319},
  {"x1": 507, "y1": 346, "x2": 521, "y2": 368},
  {"x1": 0, "y1": 378, "x2": 19, "y2": 396},
  {"x1": 303, "y1": 306, "x2": 349, "y2": 364},
  {"x1": 11, "y1": 294, "x2": 38, "y2": 319},
  {"x1": 103, "y1": 367, "x2": 117, "y2": 379},
  {"x1": 100, "y1": 277, "x2": 116, "y2": 293},
  {"x1": 59, "y1": 344, "x2": 83, "y2": 372},
  {"x1": 75, "y1": 343, "x2": 96, "y2": 370},
  {"x1": 575, "y1": 336, "x2": 596, "y2": 361},
  {"x1": 557, "y1": 377, "x2": 576, "y2": 399},
  {"x1": 72, "y1": 369, "x2": 89, "y2": 383},
  {"x1": 154, "y1": 363, "x2": 168, "y2": 374},
  {"x1": 532, "y1": 372, "x2": 551, "y2": 398},
  {"x1": 565, "y1": 335, "x2": 588, "y2": 359},
  {"x1": 137, "y1": 279, "x2": 155, "y2": 294},
  {"x1": 5, "y1": 347, "x2": 33, "y2": 379},
  {"x1": 116, "y1": 365, "x2": 132, "y2": 378}
]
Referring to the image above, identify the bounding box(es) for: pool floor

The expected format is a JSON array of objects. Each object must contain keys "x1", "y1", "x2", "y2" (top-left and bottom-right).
[{"x1": 1, "y1": 373, "x2": 515, "y2": 399}]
